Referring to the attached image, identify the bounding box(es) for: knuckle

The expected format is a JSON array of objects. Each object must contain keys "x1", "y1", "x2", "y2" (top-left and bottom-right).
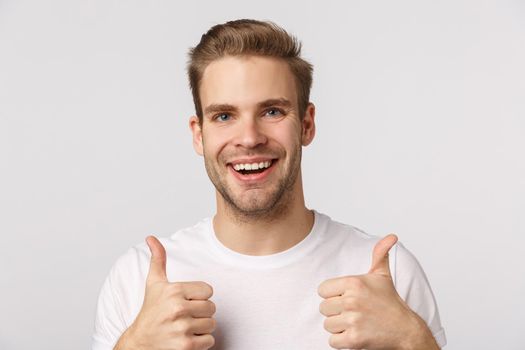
[
  {"x1": 173, "y1": 319, "x2": 191, "y2": 336},
  {"x1": 352, "y1": 278, "x2": 364, "y2": 289},
  {"x1": 170, "y1": 282, "x2": 185, "y2": 296},
  {"x1": 344, "y1": 277, "x2": 365, "y2": 292},
  {"x1": 344, "y1": 330, "x2": 354, "y2": 343},
  {"x1": 342, "y1": 297, "x2": 356, "y2": 311},
  {"x1": 345, "y1": 330, "x2": 365, "y2": 349},
  {"x1": 172, "y1": 301, "x2": 189, "y2": 319},
  {"x1": 178, "y1": 337, "x2": 195, "y2": 350},
  {"x1": 344, "y1": 312, "x2": 360, "y2": 328},
  {"x1": 354, "y1": 311, "x2": 364, "y2": 324}
]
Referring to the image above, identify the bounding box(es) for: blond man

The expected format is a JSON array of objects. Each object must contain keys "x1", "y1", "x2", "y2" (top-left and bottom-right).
[{"x1": 92, "y1": 19, "x2": 446, "y2": 350}]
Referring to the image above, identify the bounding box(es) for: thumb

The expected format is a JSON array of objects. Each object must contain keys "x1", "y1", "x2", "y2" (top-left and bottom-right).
[
  {"x1": 146, "y1": 235, "x2": 168, "y2": 284},
  {"x1": 368, "y1": 234, "x2": 398, "y2": 277}
]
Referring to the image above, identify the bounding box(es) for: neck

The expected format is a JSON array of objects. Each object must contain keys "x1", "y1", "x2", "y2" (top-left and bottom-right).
[{"x1": 212, "y1": 176, "x2": 314, "y2": 256}]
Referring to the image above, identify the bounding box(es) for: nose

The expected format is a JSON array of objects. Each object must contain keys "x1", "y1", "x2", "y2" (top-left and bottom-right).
[{"x1": 233, "y1": 117, "x2": 268, "y2": 148}]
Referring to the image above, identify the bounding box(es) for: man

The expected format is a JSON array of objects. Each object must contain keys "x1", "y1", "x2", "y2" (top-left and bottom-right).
[{"x1": 92, "y1": 19, "x2": 446, "y2": 350}]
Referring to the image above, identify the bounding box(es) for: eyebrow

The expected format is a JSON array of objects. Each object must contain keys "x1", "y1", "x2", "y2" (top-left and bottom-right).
[{"x1": 203, "y1": 98, "x2": 293, "y2": 116}]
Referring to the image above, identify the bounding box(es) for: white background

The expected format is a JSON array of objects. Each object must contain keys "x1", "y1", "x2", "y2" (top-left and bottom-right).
[{"x1": 1, "y1": 0, "x2": 524, "y2": 349}]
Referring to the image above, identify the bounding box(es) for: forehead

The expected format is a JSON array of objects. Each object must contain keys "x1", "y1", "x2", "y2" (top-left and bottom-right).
[{"x1": 199, "y1": 55, "x2": 298, "y2": 111}]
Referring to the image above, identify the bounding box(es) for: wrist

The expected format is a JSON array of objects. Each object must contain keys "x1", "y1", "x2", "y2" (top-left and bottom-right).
[
  {"x1": 113, "y1": 325, "x2": 142, "y2": 350},
  {"x1": 398, "y1": 310, "x2": 440, "y2": 350}
]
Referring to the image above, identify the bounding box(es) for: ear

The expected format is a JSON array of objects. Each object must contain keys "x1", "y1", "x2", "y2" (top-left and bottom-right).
[
  {"x1": 301, "y1": 103, "x2": 316, "y2": 146},
  {"x1": 189, "y1": 115, "x2": 204, "y2": 156}
]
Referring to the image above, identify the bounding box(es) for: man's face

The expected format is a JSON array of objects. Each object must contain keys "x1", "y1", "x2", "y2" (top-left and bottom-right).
[{"x1": 190, "y1": 55, "x2": 315, "y2": 218}]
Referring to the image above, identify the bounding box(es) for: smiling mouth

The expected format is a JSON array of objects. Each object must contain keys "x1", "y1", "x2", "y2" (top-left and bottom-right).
[{"x1": 230, "y1": 159, "x2": 275, "y2": 176}]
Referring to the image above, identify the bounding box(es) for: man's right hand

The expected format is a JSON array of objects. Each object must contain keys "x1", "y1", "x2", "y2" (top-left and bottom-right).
[{"x1": 114, "y1": 235, "x2": 216, "y2": 350}]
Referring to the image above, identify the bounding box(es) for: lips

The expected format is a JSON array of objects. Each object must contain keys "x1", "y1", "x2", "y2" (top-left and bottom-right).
[
  {"x1": 232, "y1": 160, "x2": 272, "y2": 173},
  {"x1": 227, "y1": 158, "x2": 278, "y2": 182}
]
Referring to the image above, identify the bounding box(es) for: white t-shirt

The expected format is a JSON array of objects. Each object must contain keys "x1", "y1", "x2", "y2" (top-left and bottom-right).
[{"x1": 92, "y1": 211, "x2": 447, "y2": 349}]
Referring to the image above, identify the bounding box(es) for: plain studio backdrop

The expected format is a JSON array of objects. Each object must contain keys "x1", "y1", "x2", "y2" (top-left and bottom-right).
[{"x1": 1, "y1": 0, "x2": 524, "y2": 349}]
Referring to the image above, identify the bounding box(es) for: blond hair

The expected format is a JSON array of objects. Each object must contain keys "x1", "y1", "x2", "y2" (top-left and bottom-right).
[{"x1": 187, "y1": 19, "x2": 313, "y2": 122}]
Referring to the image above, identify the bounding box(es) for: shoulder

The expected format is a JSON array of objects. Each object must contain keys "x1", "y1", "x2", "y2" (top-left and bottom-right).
[
  {"x1": 108, "y1": 218, "x2": 210, "y2": 279},
  {"x1": 315, "y1": 211, "x2": 383, "y2": 253},
  {"x1": 313, "y1": 211, "x2": 388, "y2": 274},
  {"x1": 314, "y1": 211, "x2": 426, "y2": 280},
  {"x1": 107, "y1": 217, "x2": 214, "y2": 289}
]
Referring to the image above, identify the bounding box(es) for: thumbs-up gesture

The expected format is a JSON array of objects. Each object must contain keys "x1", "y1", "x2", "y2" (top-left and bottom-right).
[
  {"x1": 318, "y1": 234, "x2": 438, "y2": 350},
  {"x1": 115, "y1": 236, "x2": 216, "y2": 350}
]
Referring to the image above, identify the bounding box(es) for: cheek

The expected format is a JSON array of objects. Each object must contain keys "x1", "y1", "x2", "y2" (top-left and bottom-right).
[
  {"x1": 202, "y1": 130, "x2": 229, "y2": 156},
  {"x1": 271, "y1": 124, "x2": 301, "y2": 150}
]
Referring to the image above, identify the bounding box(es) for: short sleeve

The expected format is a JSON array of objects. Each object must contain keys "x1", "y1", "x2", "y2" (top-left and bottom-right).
[
  {"x1": 393, "y1": 242, "x2": 447, "y2": 348},
  {"x1": 91, "y1": 246, "x2": 147, "y2": 350},
  {"x1": 92, "y1": 263, "x2": 127, "y2": 350}
]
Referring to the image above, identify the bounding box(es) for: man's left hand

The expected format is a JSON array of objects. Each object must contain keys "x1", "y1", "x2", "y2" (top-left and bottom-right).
[{"x1": 318, "y1": 234, "x2": 439, "y2": 350}]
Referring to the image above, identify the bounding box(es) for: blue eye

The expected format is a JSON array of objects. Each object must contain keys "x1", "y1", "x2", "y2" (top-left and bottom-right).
[
  {"x1": 216, "y1": 113, "x2": 231, "y2": 122},
  {"x1": 265, "y1": 108, "x2": 282, "y2": 117}
]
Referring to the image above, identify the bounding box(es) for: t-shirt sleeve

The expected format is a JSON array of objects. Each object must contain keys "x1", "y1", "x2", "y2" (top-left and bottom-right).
[
  {"x1": 91, "y1": 248, "x2": 141, "y2": 350},
  {"x1": 392, "y1": 242, "x2": 447, "y2": 348}
]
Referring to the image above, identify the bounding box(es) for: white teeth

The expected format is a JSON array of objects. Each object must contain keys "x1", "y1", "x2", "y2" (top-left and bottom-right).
[{"x1": 233, "y1": 160, "x2": 272, "y2": 172}]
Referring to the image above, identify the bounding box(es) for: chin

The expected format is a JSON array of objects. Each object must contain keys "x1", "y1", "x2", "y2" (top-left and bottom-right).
[
  {"x1": 229, "y1": 192, "x2": 290, "y2": 219},
  {"x1": 234, "y1": 198, "x2": 275, "y2": 213}
]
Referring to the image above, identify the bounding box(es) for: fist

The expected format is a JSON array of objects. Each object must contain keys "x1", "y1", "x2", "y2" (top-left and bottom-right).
[
  {"x1": 318, "y1": 234, "x2": 420, "y2": 350},
  {"x1": 121, "y1": 236, "x2": 216, "y2": 350}
]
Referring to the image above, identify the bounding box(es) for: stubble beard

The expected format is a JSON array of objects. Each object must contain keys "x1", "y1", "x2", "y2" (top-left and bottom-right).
[{"x1": 204, "y1": 146, "x2": 302, "y2": 224}]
